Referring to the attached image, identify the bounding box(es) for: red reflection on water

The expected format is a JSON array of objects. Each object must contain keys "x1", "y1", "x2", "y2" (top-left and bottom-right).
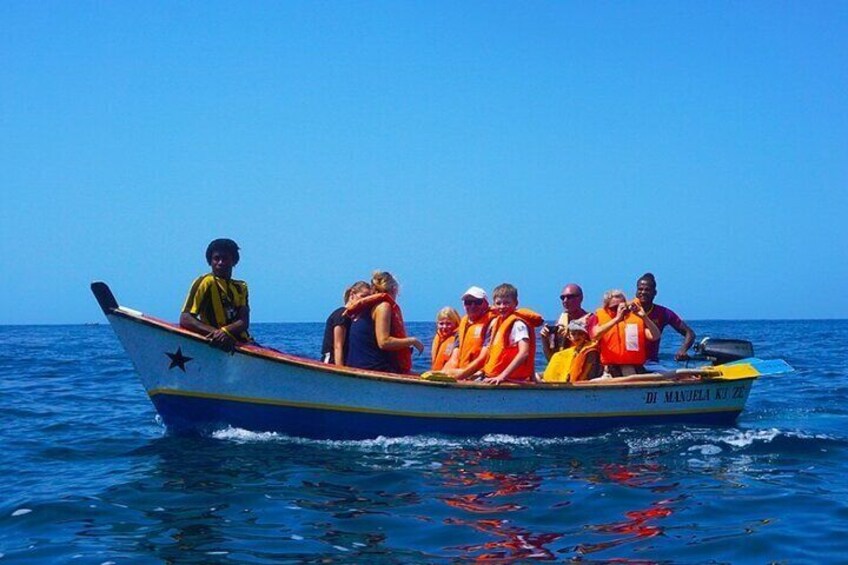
[
  {"x1": 601, "y1": 462, "x2": 664, "y2": 487},
  {"x1": 577, "y1": 500, "x2": 672, "y2": 555},
  {"x1": 438, "y1": 449, "x2": 560, "y2": 561},
  {"x1": 442, "y1": 493, "x2": 522, "y2": 513},
  {"x1": 445, "y1": 517, "x2": 562, "y2": 562}
]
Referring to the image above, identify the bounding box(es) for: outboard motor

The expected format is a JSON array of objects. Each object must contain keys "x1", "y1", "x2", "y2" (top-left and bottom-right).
[{"x1": 693, "y1": 337, "x2": 754, "y2": 365}]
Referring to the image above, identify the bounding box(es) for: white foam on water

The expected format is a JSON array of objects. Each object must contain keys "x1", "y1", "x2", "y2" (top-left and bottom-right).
[
  {"x1": 687, "y1": 458, "x2": 711, "y2": 468},
  {"x1": 207, "y1": 426, "x2": 610, "y2": 451},
  {"x1": 11, "y1": 508, "x2": 32, "y2": 517},
  {"x1": 480, "y1": 433, "x2": 609, "y2": 447},
  {"x1": 716, "y1": 428, "x2": 781, "y2": 447},
  {"x1": 688, "y1": 444, "x2": 723, "y2": 455},
  {"x1": 333, "y1": 545, "x2": 350, "y2": 552},
  {"x1": 627, "y1": 426, "x2": 835, "y2": 455},
  {"x1": 343, "y1": 435, "x2": 464, "y2": 450},
  {"x1": 291, "y1": 534, "x2": 304, "y2": 541},
  {"x1": 211, "y1": 427, "x2": 285, "y2": 443}
]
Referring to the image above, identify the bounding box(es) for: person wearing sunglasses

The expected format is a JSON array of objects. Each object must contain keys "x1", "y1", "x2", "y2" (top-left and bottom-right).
[
  {"x1": 540, "y1": 283, "x2": 591, "y2": 361},
  {"x1": 442, "y1": 286, "x2": 495, "y2": 380},
  {"x1": 591, "y1": 289, "x2": 660, "y2": 377}
]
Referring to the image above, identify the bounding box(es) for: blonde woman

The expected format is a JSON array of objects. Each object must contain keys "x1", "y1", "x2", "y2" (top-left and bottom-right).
[
  {"x1": 345, "y1": 271, "x2": 424, "y2": 374},
  {"x1": 591, "y1": 289, "x2": 660, "y2": 376}
]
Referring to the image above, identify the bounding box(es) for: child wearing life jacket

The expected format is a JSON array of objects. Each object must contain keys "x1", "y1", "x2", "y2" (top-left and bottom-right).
[
  {"x1": 430, "y1": 307, "x2": 460, "y2": 371},
  {"x1": 541, "y1": 320, "x2": 601, "y2": 383},
  {"x1": 481, "y1": 283, "x2": 544, "y2": 385}
]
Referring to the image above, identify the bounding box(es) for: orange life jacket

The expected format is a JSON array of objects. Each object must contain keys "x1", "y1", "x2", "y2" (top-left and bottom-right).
[
  {"x1": 345, "y1": 293, "x2": 412, "y2": 373},
  {"x1": 568, "y1": 342, "x2": 600, "y2": 383},
  {"x1": 455, "y1": 310, "x2": 495, "y2": 368},
  {"x1": 430, "y1": 330, "x2": 458, "y2": 371},
  {"x1": 594, "y1": 307, "x2": 647, "y2": 366},
  {"x1": 482, "y1": 308, "x2": 544, "y2": 381}
]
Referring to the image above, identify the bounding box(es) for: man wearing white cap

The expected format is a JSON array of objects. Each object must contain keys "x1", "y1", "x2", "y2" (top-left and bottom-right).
[{"x1": 444, "y1": 286, "x2": 495, "y2": 380}]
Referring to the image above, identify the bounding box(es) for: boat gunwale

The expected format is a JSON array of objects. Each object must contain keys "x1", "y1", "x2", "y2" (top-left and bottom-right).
[{"x1": 107, "y1": 305, "x2": 757, "y2": 392}]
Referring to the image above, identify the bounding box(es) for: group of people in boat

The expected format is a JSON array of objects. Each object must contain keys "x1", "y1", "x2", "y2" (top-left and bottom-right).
[{"x1": 180, "y1": 238, "x2": 695, "y2": 385}]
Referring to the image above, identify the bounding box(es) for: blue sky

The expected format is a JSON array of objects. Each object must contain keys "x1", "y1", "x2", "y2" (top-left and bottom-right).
[{"x1": 1, "y1": 2, "x2": 846, "y2": 324}]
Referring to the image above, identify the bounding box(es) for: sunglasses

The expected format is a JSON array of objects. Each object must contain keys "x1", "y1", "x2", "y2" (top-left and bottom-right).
[
  {"x1": 463, "y1": 298, "x2": 485, "y2": 306},
  {"x1": 559, "y1": 294, "x2": 581, "y2": 300}
]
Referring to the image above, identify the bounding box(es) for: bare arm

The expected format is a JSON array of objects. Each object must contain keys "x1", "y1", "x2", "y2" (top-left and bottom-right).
[
  {"x1": 485, "y1": 339, "x2": 529, "y2": 385},
  {"x1": 180, "y1": 305, "x2": 249, "y2": 352},
  {"x1": 591, "y1": 306, "x2": 626, "y2": 339},
  {"x1": 448, "y1": 346, "x2": 490, "y2": 380},
  {"x1": 333, "y1": 324, "x2": 346, "y2": 366},
  {"x1": 374, "y1": 303, "x2": 424, "y2": 353},
  {"x1": 228, "y1": 305, "x2": 250, "y2": 337},
  {"x1": 632, "y1": 303, "x2": 660, "y2": 342},
  {"x1": 443, "y1": 347, "x2": 460, "y2": 370},
  {"x1": 673, "y1": 319, "x2": 696, "y2": 360},
  {"x1": 180, "y1": 312, "x2": 216, "y2": 336},
  {"x1": 642, "y1": 315, "x2": 660, "y2": 342}
]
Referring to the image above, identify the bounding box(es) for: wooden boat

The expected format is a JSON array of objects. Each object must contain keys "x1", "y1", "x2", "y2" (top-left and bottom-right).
[{"x1": 91, "y1": 282, "x2": 792, "y2": 440}]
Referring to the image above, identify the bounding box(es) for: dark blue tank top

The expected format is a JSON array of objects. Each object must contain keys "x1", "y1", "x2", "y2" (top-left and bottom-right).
[{"x1": 346, "y1": 308, "x2": 395, "y2": 372}]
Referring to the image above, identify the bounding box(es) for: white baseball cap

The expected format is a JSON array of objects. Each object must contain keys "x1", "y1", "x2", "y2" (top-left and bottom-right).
[{"x1": 461, "y1": 286, "x2": 487, "y2": 300}]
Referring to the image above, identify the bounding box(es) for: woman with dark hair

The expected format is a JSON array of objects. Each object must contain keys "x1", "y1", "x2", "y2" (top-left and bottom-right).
[{"x1": 321, "y1": 281, "x2": 371, "y2": 366}]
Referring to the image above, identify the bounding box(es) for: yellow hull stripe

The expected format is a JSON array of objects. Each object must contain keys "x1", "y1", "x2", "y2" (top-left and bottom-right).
[{"x1": 148, "y1": 388, "x2": 742, "y2": 420}]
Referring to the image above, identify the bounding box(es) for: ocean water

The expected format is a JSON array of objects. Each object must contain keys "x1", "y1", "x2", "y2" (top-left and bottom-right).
[{"x1": 1, "y1": 319, "x2": 847, "y2": 563}]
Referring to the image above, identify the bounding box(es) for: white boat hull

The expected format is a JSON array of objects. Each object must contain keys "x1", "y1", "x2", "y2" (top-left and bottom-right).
[{"x1": 94, "y1": 283, "x2": 767, "y2": 439}]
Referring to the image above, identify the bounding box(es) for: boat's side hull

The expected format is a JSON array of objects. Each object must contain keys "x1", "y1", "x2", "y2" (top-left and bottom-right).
[
  {"x1": 105, "y1": 308, "x2": 754, "y2": 439},
  {"x1": 150, "y1": 392, "x2": 743, "y2": 439}
]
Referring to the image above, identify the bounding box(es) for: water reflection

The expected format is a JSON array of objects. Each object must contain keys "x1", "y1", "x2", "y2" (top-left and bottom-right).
[
  {"x1": 66, "y1": 429, "x2": 812, "y2": 562},
  {"x1": 430, "y1": 443, "x2": 689, "y2": 562},
  {"x1": 435, "y1": 447, "x2": 560, "y2": 561}
]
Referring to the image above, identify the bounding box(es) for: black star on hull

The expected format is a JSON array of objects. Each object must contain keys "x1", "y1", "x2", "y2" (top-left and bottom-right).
[{"x1": 166, "y1": 347, "x2": 193, "y2": 372}]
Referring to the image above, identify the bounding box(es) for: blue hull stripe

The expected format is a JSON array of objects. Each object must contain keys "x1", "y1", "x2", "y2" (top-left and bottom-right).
[{"x1": 152, "y1": 393, "x2": 742, "y2": 440}]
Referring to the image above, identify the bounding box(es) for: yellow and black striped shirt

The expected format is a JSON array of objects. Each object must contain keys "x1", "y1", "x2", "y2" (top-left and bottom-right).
[{"x1": 182, "y1": 274, "x2": 251, "y2": 341}]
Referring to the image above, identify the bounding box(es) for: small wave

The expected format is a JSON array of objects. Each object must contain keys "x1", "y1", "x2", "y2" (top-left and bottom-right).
[
  {"x1": 211, "y1": 427, "x2": 288, "y2": 443},
  {"x1": 208, "y1": 427, "x2": 612, "y2": 451},
  {"x1": 688, "y1": 444, "x2": 723, "y2": 455},
  {"x1": 626, "y1": 427, "x2": 841, "y2": 455}
]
